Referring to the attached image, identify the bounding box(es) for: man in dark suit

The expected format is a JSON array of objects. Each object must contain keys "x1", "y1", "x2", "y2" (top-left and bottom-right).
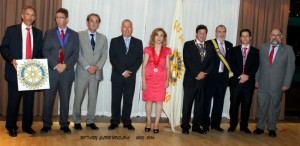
[
  {"x1": 0, "y1": 6, "x2": 43, "y2": 137},
  {"x1": 181, "y1": 25, "x2": 213, "y2": 135},
  {"x1": 228, "y1": 29, "x2": 259, "y2": 134},
  {"x1": 254, "y1": 29, "x2": 295, "y2": 137},
  {"x1": 41, "y1": 8, "x2": 79, "y2": 134},
  {"x1": 108, "y1": 19, "x2": 143, "y2": 131},
  {"x1": 203, "y1": 25, "x2": 233, "y2": 132}
]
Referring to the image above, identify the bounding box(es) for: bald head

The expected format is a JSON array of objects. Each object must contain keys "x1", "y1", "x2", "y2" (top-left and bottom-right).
[{"x1": 270, "y1": 28, "x2": 282, "y2": 45}]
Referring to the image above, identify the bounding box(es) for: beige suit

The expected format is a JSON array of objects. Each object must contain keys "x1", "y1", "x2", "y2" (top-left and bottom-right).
[
  {"x1": 73, "y1": 30, "x2": 108, "y2": 124},
  {"x1": 256, "y1": 43, "x2": 295, "y2": 131}
]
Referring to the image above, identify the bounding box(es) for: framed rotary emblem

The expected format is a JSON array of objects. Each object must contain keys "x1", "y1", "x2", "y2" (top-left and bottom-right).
[{"x1": 16, "y1": 59, "x2": 50, "y2": 91}]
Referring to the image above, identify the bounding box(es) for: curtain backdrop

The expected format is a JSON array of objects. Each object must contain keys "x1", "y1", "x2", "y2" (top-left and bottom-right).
[
  {"x1": 62, "y1": 0, "x2": 240, "y2": 118},
  {"x1": 0, "y1": 0, "x2": 62, "y2": 116}
]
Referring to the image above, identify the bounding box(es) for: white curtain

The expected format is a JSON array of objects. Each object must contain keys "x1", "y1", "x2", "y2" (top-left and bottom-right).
[{"x1": 62, "y1": 0, "x2": 240, "y2": 119}]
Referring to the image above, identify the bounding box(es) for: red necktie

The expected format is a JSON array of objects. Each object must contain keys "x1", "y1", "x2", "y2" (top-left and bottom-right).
[
  {"x1": 242, "y1": 48, "x2": 247, "y2": 74},
  {"x1": 60, "y1": 30, "x2": 65, "y2": 41},
  {"x1": 26, "y1": 28, "x2": 32, "y2": 59},
  {"x1": 269, "y1": 46, "x2": 276, "y2": 64}
]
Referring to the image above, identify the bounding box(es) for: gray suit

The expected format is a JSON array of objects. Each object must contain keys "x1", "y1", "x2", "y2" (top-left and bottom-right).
[
  {"x1": 73, "y1": 30, "x2": 108, "y2": 124},
  {"x1": 42, "y1": 27, "x2": 79, "y2": 128},
  {"x1": 256, "y1": 43, "x2": 295, "y2": 131}
]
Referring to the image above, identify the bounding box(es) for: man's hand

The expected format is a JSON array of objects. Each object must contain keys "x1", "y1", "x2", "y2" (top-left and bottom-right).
[
  {"x1": 57, "y1": 64, "x2": 66, "y2": 73},
  {"x1": 12, "y1": 59, "x2": 18, "y2": 70},
  {"x1": 123, "y1": 70, "x2": 132, "y2": 78},
  {"x1": 239, "y1": 74, "x2": 249, "y2": 84},
  {"x1": 255, "y1": 81, "x2": 259, "y2": 88},
  {"x1": 195, "y1": 72, "x2": 206, "y2": 80},
  {"x1": 282, "y1": 86, "x2": 289, "y2": 91},
  {"x1": 88, "y1": 65, "x2": 98, "y2": 75}
]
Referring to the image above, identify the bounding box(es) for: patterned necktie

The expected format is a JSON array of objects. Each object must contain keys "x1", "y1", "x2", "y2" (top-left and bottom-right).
[
  {"x1": 26, "y1": 28, "x2": 32, "y2": 59},
  {"x1": 199, "y1": 43, "x2": 204, "y2": 62},
  {"x1": 269, "y1": 45, "x2": 276, "y2": 64},
  {"x1": 90, "y1": 34, "x2": 95, "y2": 51}
]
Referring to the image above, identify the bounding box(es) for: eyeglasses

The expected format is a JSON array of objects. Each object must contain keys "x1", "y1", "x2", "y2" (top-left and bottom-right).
[{"x1": 55, "y1": 16, "x2": 66, "y2": 19}]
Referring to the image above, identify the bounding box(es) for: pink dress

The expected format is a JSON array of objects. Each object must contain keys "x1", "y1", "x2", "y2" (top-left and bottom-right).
[{"x1": 143, "y1": 47, "x2": 172, "y2": 102}]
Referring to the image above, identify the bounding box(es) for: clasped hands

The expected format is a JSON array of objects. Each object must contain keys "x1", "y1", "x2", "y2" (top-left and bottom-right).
[
  {"x1": 87, "y1": 65, "x2": 99, "y2": 75},
  {"x1": 56, "y1": 63, "x2": 66, "y2": 73},
  {"x1": 195, "y1": 71, "x2": 207, "y2": 80},
  {"x1": 239, "y1": 74, "x2": 249, "y2": 84}
]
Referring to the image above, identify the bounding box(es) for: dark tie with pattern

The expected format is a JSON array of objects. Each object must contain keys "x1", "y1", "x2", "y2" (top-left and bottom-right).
[{"x1": 90, "y1": 34, "x2": 95, "y2": 51}]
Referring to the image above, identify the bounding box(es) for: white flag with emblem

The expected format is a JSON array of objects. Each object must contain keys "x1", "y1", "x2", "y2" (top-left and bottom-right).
[{"x1": 164, "y1": 0, "x2": 184, "y2": 133}]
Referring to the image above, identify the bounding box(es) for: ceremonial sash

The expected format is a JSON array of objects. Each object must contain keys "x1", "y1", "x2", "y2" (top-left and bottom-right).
[{"x1": 211, "y1": 39, "x2": 233, "y2": 78}]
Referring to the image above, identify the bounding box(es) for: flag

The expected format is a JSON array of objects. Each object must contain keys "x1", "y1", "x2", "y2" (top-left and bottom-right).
[{"x1": 164, "y1": 0, "x2": 184, "y2": 133}]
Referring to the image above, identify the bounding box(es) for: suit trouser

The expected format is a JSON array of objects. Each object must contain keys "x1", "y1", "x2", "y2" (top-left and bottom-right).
[
  {"x1": 229, "y1": 84, "x2": 254, "y2": 129},
  {"x1": 6, "y1": 81, "x2": 34, "y2": 131},
  {"x1": 203, "y1": 73, "x2": 228, "y2": 129},
  {"x1": 42, "y1": 76, "x2": 73, "y2": 127},
  {"x1": 256, "y1": 90, "x2": 282, "y2": 131},
  {"x1": 73, "y1": 75, "x2": 99, "y2": 124},
  {"x1": 110, "y1": 80, "x2": 135, "y2": 126},
  {"x1": 181, "y1": 84, "x2": 204, "y2": 130}
]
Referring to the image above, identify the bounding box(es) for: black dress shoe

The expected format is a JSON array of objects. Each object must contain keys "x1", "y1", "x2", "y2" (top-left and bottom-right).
[
  {"x1": 40, "y1": 126, "x2": 51, "y2": 134},
  {"x1": 253, "y1": 128, "x2": 264, "y2": 135},
  {"x1": 153, "y1": 129, "x2": 159, "y2": 133},
  {"x1": 145, "y1": 127, "x2": 151, "y2": 132},
  {"x1": 269, "y1": 130, "x2": 277, "y2": 137},
  {"x1": 211, "y1": 126, "x2": 224, "y2": 132},
  {"x1": 8, "y1": 129, "x2": 17, "y2": 137},
  {"x1": 203, "y1": 127, "x2": 209, "y2": 133},
  {"x1": 240, "y1": 128, "x2": 252, "y2": 134},
  {"x1": 123, "y1": 124, "x2": 135, "y2": 131},
  {"x1": 23, "y1": 128, "x2": 36, "y2": 135},
  {"x1": 228, "y1": 127, "x2": 235, "y2": 132},
  {"x1": 60, "y1": 126, "x2": 71, "y2": 134},
  {"x1": 192, "y1": 127, "x2": 206, "y2": 134},
  {"x1": 182, "y1": 129, "x2": 189, "y2": 135},
  {"x1": 86, "y1": 123, "x2": 99, "y2": 130},
  {"x1": 108, "y1": 124, "x2": 118, "y2": 130},
  {"x1": 74, "y1": 123, "x2": 82, "y2": 130}
]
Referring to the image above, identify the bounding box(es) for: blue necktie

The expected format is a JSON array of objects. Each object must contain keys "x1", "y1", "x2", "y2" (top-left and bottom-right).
[
  {"x1": 125, "y1": 38, "x2": 130, "y2": 54},
  {"x1": 90, "y1": 34, "x2": 95, "y2": 51}
]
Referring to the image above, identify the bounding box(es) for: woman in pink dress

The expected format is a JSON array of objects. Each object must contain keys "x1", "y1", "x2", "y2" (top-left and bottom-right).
[{"x1": 142, "y1": 28, "x2": 171, "y2": 133}]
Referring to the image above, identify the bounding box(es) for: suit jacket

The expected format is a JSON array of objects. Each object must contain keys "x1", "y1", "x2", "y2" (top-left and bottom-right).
[
  {"x1": 109, "y1": 35, "x2": 143, "y2": 83},
  {"x1": 229, "y1": 45, "x2": 259, "y2": 89},
  {"x1": 205, "y1": 39, "x2": 233, "y2": 83},
  {"x1": 1, "y1": 24, "x2": 43, "y2": 82},
  {"x1": 183, "y1": 40, "x2": 214, "y2": 87},
  {"x1": 256, "y1": 43, "x2": 295, "y2": 91},
  {"x1": 42, "y1": 27, "x2": 79, "y2": 81},
  {"x1": 76, "y1": 30, "x2": 108, "y2": 81}
]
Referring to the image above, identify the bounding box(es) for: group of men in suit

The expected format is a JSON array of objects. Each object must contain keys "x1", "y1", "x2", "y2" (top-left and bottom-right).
[
  {"x1": 1, "y1": 6, "x2": 295, "y2": 138},
  {"x1": 1, "y1": 6, "x2": 143, "y2": 137},
  {"x1": 181, "y1": 24, "x2": 295, "y2": 138}
]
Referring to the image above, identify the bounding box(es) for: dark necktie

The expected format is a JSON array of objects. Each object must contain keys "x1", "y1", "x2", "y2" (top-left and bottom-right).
[{"x1": 90, "y1": 34, "x2": 95, "y2": 51}]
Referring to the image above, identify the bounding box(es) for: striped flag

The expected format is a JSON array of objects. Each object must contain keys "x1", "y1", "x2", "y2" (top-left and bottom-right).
[{"x1": 164, "y1": 0, "x2": 184, "y2": 133}]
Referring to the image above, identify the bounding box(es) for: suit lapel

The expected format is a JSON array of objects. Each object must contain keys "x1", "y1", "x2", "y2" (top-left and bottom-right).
[
  {"x1": 16, "y1": 25, "x2": 23, "y2": 57},
  {"x1": 273, "y1": 44, "x2": 285, "y2": 64},
  {"x1": 32, "y1": 27, "x2": 38, "y2": 57},
  {"x1": 95, "y1": 32, "x2": 102, "y2": 52}
]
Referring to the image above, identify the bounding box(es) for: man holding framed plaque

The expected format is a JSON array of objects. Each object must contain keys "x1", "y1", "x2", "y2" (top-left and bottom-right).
[
  {"x1": 0, "y1": 6, "x2": 43, "y2": 137},
  {"x1": 41, "y1": 8, "x2": 79, "y2": 134}
]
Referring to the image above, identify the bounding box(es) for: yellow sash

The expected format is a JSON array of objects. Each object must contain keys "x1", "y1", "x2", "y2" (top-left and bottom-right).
[{"x1": 211, "y1": 39, "x2": 233, "y2": 78}]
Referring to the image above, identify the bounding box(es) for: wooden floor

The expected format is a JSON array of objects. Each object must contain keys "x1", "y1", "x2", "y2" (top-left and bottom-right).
[{"x1": 0, "y1": 121, "x2": 299, "y2": 146}]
